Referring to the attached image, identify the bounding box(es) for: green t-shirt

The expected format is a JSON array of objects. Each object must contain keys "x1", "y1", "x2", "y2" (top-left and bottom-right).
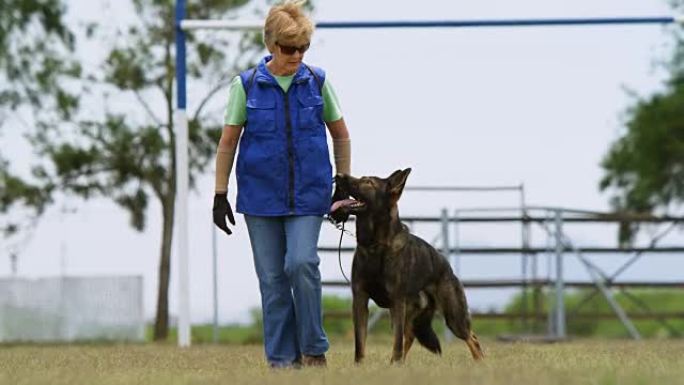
[{"x1": 223, "y1": 72, "x2": 343, "y2": 126}]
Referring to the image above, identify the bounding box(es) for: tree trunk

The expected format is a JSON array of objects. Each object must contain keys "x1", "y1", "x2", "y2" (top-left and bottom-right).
[
  {"x1": 154, "y1": 28, "x2": 177, "y2": 342},
  {"x1": 153, "y1": 197, "x2": 175, "y2": 340}
]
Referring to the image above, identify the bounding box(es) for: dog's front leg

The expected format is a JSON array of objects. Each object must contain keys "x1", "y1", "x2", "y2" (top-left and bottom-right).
[
  {"x1": 390, "y1": 299, "x2": 406, "y2": 364},
  {"x1": 352, "y1": 287, "x2": 369, "y2": 364}
]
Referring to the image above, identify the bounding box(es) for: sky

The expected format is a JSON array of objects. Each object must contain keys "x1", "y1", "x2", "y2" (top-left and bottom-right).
[{"x1": 2, "y1": 0, "x2": 683, "y2": 325}]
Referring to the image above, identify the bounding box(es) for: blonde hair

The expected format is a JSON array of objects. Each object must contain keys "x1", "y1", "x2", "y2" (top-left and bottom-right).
[{"x1": 263, "y1": 1, "x2": 314, "y2": 52}]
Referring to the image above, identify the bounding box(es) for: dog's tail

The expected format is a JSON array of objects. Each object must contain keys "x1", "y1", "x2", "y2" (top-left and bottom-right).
[{"x1": 412, "y1": 309, "x2": 442, "y2": 355}]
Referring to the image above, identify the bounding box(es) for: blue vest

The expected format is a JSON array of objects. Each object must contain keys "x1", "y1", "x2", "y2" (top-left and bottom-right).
[{"x1": 235, "y1": 56, "x2": 332, "y2": 216}]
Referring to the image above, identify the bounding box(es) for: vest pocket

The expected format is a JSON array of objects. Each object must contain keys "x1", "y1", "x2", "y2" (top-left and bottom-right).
[
  {"x1": 297, "y1": 93, "x2": 324, "y2": 133},
  {"x1": 296, "y1": 136, "x2": 332, "y2": 213},
  {"x1": 237, "y1": 138, "x2": 287, "y2": 213},
  {"x1": 246, "y1": 98, "x2": 276, "y2": 134}
]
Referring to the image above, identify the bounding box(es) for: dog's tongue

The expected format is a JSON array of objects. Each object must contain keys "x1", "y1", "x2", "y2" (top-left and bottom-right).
[{"x1": 330, "y1": 199, "x2": 357, "y2": 213}]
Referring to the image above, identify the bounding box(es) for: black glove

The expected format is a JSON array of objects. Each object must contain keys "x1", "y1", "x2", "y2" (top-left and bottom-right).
[
  {"x1": 329, "y1": 184, "x2": 350, "y2": 224},
  {"x1": 213, "y1": 192, "x2": 235, "y2": 235}
]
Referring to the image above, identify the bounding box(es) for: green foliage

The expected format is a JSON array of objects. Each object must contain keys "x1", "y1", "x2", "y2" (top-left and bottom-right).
[
  {"x1": 599, "y1": 84, "x2": 684, "y2": 244},
  {"x1": 115, "y1": 189, "x2": 149, "y2": 231},
  {"x1": 105, "y1": 48, "x2": 148, "y2": 90},
  {"x1": 0, "y1": 0, "x2": 78, "y2": 235},
  {"x1": 0, "y1": 159, "x2": 51, "y2": 221},
  {"x1": 501, "y1": 289, "x2": 684, "y2": 338},
  {"x1": 321, "y1": 295, "x2": 355, "y2": 335},
  {"x1": 599, "y1": 2, "x2": 684, "y2": 245},
  {"x1": 0, "y1": 0, "x2": 78, "y2": 111}
]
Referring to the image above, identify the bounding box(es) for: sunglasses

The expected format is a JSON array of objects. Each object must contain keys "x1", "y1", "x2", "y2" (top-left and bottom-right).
[{"x1": 276, "y1": 42, "x2": 310, "y2": 55}]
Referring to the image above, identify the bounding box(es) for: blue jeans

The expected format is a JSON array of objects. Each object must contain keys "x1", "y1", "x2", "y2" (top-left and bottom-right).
[{"x1": 244, "y1": 215, "x2": 329, "y2": 366}]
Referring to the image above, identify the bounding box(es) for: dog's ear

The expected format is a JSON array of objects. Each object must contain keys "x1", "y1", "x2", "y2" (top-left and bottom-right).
[{"x1": 388, "y1": 168, "x2": 411, "y2": 201}]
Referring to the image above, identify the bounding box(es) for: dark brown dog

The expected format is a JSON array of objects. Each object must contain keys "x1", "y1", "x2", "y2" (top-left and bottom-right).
[{"x1": 334, "y1": 169, "x2": 484, "y2": 364}]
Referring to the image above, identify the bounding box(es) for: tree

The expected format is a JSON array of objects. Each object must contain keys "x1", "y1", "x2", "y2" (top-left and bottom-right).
[
  {"x1": 599, "y1": 5, "x2": 684, "y2": 245},
  {"x1": 0, "y1": 159, "x2": 50, "y2": 234},
  {"x1": 29, "y1": 0, "x2": 263, "y2": 340},
  {"x1": 0, "y1": 0, "x2": 79, "y2": 113},
  {"x1": 0, "y1": 0, "x2": 79, "y2": 236}
]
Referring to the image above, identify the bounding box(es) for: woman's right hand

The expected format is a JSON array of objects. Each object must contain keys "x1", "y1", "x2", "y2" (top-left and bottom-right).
[{"x1": 213, "y1": 193, "x2": 235, "y2": 235}]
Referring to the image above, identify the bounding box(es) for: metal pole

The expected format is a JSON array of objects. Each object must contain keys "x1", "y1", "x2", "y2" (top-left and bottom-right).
[
  {"x1": 452, "y1": 210, "x2": 460, "y2": 275},
  {"x1": 532, "y1": 200, "x2": 542, "y2": 333},
  {"x1": 519, "y1": 184, "x2": 529, "y2": 331},
  {"x1": 582, "y1": 262, "x2": 642, "y2": 340},
  {"x1": 181, "y1": 16, "x2": 684, "y2": 31},
  {"x1": 10, "y1": 253, "x2": 17, "y2": 276},
  {"x1": 212, "y1": 222, "x2": 218, "y2": 344},
  {"x1": 546, "y1": 228, "x2": 555, "y2": 337},
  {"x1": 404, "y1": 185, "x2": 522, "y2": 192},
  {"x1": 441, "y1": 208, "x2": 454, "y2": 343},
  {"x1": 535, "y1": 214, "x2": 642, "y2": 340},
  {"x1": 554, "y1": 210, "x2": 566, "y2": 338},
  {"x1": 175, "y1": 0, "x2": 191, "y2": 348},
  {"x1": 557, "y1": 236, "x2": 643, "y2": 340}
]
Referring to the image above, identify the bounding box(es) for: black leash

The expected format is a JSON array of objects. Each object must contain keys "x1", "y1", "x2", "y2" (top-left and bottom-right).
[
  {"x1": 337, "y1": 220, "x2": 351, "y2": 284},
  {"x1": 326, "y1": 215, "x2": 352, "y2": 284}
]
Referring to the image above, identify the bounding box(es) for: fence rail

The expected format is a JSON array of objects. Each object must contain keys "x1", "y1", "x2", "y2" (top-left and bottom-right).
[
  {"x1": 322, "y1": 279, "x2": 684, "y2": 288},
  {"x1": 320, "y1": 246, "x2": 684, "y2": 254},
  {"x1": 322, "y1": 310, "x2": 684, "y2": 321},
  {"x1": 339, "y1": 215, "x2": 684, "y2": 223}
]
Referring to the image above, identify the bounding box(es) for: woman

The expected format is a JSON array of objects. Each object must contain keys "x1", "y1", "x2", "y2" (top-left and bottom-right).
[{"x1": 212, "y1": 0, "x2": 351, "y2": 368}]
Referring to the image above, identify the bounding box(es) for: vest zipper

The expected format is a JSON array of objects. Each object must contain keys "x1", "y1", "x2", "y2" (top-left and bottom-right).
[{"x1": 281, "y1": 88, "x2": 296, "y2": 213}]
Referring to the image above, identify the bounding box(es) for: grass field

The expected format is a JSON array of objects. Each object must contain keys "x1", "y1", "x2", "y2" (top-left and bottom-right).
[{"x1": 1, "y1": 338, "x2": 683, "y2": 385}]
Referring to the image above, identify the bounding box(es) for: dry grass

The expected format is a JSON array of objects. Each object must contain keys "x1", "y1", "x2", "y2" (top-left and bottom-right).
[{"x1": 1, "y1": 338, "x2": 683, "y2": 385}]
